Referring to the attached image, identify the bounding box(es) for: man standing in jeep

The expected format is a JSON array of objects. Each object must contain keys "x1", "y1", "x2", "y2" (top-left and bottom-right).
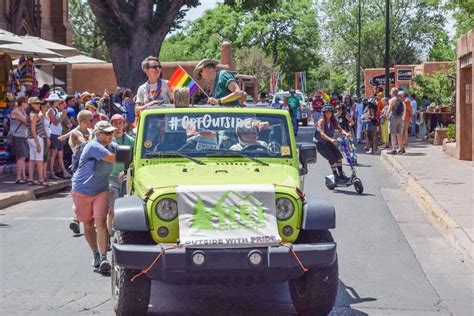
[{"x1": 193, "y1": 59, "x2": 245, "y2": 107}]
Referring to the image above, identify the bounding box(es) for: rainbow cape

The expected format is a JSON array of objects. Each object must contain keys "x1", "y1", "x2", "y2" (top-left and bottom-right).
[{"x1": 167, "y1": 66, "x2": 199, "y2": 96}]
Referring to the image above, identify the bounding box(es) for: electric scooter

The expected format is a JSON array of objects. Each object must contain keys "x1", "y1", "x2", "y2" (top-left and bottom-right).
[{"x1": 325, "y1": 136, "x2": 364, "y2": 194}]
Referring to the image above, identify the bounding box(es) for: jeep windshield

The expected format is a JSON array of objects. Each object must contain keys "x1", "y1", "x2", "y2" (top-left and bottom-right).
[{"x1": 141, "y1": 113, "x2": 293, "y2": 158}]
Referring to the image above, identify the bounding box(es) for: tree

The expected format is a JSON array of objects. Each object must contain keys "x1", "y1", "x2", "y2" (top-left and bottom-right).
[
  {"x1": 234, "y1": 47, "x2": 273, "y2": 91},
  {"x1": 428, "y1": 28, "x2": 455, "y2": 62},
  {"x1": 160, "y1": 1, "x2": 321, "y2": 90},
  {"x1": 87, "y1": 0, "x2": 199, "y2": 93},
  {"x1": 442, "y1": 0, "x2": 474, "y2": 38},
  {"x1": 69, "y1": 0, "x2": 110, "y2": 62},
  {"x1": 321, "y1": 0, "x2": 447, "y2": 75}
]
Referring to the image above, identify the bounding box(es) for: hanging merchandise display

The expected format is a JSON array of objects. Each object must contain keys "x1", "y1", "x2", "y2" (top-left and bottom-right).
[
  {"x1": 17, "y1": 55, "x2": 38, "y2": 96},
  {"x1": 0, "y1": 53, "x2": 13, "y2": 169}
]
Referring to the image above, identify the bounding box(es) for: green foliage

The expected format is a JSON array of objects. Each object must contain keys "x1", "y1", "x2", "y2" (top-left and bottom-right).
[
  {"x1": 68, "y1": 0, "x2": 110, "y2": 61},
  {"x1": 412, "y1": 67, "x2": 454, "y2": 105},
  {"x1": 161, "y1": 1, "x2": 321, "y2": 91},
  {"x1": 447, "y1": 123, "x2": 456, "y2": 140},
  {"x1": 428, "y1": 28, "x2": 456, "y2": 61},
  {"x1": 442, "y1": 0, "x2": 474, "y2": 38},
  {"x1": 321, "y1": 0, "x2": 447, "y2": 72},
  {"x1": 234, "y1": 47, "x2": 273, "y2": 91}
]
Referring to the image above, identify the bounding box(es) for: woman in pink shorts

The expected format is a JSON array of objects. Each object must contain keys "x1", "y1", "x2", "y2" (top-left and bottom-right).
[{"x1": 71, "y1": 121, "x2": 117, "y2": 274}]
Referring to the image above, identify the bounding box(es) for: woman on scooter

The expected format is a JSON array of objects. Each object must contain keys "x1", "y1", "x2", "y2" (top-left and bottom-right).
[{"x1": 314, "y1": 105, "x2": 351, "y2": 183}]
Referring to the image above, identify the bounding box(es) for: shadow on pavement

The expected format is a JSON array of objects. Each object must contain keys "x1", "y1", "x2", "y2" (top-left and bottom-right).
[
  {"x1": 333, "y1": 189, "x2": 375, "y2": 197},
  {"x1": 333, "y1": 279, "x2": 376, "y2": 315}
]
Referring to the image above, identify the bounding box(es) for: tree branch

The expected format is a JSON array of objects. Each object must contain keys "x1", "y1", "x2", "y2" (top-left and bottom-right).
[{"x1": 104, "y1": 0, "x2": 134, "y2": 28}]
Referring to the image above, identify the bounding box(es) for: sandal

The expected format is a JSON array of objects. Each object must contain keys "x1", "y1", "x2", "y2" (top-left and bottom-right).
[
  {"x1": 38, "y1": 181, "x2": 48, "y2": 186},
  {"x1": 27, "y1": 181, "x2": 38, "y2": 186}
]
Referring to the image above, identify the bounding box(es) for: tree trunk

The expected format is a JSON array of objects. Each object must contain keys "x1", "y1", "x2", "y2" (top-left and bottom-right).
[
  {"x1": 88, "y1": 0, "x2": 194, "y2": 94},
  {"x1": 107, "y1": 29, "x2": 165, "y2": 94}
]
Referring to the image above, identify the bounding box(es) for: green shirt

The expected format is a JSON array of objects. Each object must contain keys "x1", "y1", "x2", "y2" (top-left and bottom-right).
[
  {"x1": 110, "y1": 133, "x2": 135, "y2": 185},
  {"x1": 287, "y1": 95, "x2": 300, "y2": 118},
  {"x1": 212, "y1": 70, "x2": 239, "y2": 107}
]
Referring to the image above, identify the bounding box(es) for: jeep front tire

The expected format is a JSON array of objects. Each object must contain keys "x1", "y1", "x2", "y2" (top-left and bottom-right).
[
  {"x1": 288, "y1": 230, "x2": 338, "y2": 316},
  {"x1": 112, "y1": 231, "x2": 153, "y2": 316}
]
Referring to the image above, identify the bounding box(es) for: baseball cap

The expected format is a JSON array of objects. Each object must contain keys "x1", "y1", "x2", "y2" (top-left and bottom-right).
[
  {"x1": 110, "y1": 114, "x2": 125, "y2": 121},
  {"x1": 94, "y1": 120, "x2": 116, "y2": 133}
]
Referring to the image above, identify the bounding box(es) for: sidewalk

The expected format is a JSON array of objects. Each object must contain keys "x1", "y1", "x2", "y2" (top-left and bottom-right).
[
  {"x1": 380, "y1": 138, "x2": 473, "y2": 261},
  {"x1": 0, "y1": 172, "x2": 71, "y2": 210}
]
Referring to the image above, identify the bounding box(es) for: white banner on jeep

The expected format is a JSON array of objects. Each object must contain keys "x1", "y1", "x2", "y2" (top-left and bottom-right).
[{"x1": 177, "y1": 184, "x2": 281, "y2": 248}]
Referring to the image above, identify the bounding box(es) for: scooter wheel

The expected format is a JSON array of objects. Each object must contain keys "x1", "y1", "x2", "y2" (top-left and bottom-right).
[
  {"x1": 354, "y1": 178, "x2": 364, "y2": 194},
  {"x1": 325, "y1": 179, "x2": 336, "y2": 190}
]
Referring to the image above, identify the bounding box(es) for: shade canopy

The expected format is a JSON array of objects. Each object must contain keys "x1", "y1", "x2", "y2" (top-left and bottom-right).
[
  {"x1": 0, "y1": 30, "x2": 22, "y2": 45},
  {"x1": 13, "y1": 55, "x2": 107, "y2": 66},
  {"x1": 0, "y1": 30, "x2": 63, "y2": 58},
  {"x1": 20, "y1": 35, "x2": 81, "y2": 57}
]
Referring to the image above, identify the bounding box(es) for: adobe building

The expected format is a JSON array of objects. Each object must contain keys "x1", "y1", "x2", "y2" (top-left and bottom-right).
[
  {"x1": 0, "y1": 0, "x2": 72, "y2": 89},
  {"x1": 454, "y1": 29, "x2": 473, "y2": 161},
  {"x1": 364, "y1": 62, "x2": 452, "y2": 97},
  {"x1": 73, "y1": 41, "x2": 258, "y2": 101}
]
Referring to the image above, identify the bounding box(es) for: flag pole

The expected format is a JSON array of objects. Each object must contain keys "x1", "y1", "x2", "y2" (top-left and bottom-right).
[{"x1": 178, "y1": 65, "x2": 210, "y2": 99}]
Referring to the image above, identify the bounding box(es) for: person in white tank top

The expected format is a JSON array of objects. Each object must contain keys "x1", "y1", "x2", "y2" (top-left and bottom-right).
[{"x1": 46, "y1": 94, "x2": 71, "y2": 179}]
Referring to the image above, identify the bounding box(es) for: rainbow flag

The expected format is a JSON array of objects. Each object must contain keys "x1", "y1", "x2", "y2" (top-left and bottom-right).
[{"x1": 167, "y1": 66, "x2": 199, "y2": 96}]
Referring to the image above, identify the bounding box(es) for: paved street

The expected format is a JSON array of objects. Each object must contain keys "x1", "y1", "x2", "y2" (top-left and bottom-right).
[{"x1": 0, "y1": 127, "x2": 471, "y2": 315}]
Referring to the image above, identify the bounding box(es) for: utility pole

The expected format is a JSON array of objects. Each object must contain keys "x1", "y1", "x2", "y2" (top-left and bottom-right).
[
  {"x1": 356, "y1": 0, "x2": 361, "y2": 97},
  {"x1": 384, "y1": 0, "x2": 390, "y2": 96}
]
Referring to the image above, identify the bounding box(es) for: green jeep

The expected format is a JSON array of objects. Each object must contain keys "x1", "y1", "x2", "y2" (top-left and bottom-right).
[{"x1": 112, "y1": 106, "x2": 338, "y2": 315}]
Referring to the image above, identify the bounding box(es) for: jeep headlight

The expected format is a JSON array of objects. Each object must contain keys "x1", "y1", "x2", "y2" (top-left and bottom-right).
[
  {"x1": 275, "y1": 198, "x2": 294, "y2": 220},
  {"x1": 156, "y1": 199, "x2": 178, "y2": 221}
]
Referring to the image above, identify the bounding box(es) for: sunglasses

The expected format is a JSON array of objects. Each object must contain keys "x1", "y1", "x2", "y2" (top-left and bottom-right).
[
  {"x1": 148, "y1": 65, "x2": 162, "y2": 70},
  {"x1": 101, "y1": 131, "x2": 113, "y2": 136}
]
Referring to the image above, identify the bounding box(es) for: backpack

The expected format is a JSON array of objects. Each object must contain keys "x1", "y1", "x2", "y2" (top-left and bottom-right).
[
  {"x1": 69, "y1": 141, "x2": 89, "y2": 174},
  {"x1": 394, "y1": 97, "x2": 404, "y2": 117}
]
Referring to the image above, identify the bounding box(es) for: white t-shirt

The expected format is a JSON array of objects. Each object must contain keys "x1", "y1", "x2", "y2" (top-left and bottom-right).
[
  {"x1": 411, "y1": 99, "x2": 417, "y2": 115},
  {"x1": 136, "y1": 79, "x2": 173, "y2": 105},
  {"x1": 355, "y1": 102, "x2": 364, "y2": 120}
]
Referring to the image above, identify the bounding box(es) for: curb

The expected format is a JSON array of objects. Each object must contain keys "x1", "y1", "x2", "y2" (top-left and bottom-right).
[
  {"x1": 0, "y1": 180, "x2": 71, "y2": 210},
  {"x1": 380, "y1": 151, "x2": 473, "y2": 261}
]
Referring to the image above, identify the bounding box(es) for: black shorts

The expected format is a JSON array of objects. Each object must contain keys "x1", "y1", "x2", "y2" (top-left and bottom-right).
[
  {"x1": 316, "y1": 141, "x2": 343, "y2": 165},
  {"x1": 12, "y1": 136, "x2": 29, "y2": 158},
  {"x1": 50, "y1": 134, "x2": 64, "y2": 151}
]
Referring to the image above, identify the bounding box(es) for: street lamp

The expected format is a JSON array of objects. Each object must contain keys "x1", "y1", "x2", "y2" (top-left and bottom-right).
[
  {"x1": 356, "y1": 0, "x2": 361, "y2": 98},
  {"x1": 384, "y1": 0, "x2": 390, "y2": 96}
]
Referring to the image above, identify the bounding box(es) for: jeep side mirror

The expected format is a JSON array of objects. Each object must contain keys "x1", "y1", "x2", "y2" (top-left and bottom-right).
[
  {"x1": 116, "y1": 145, "x2": 132, "y2": 169},
  {"x1": 299, "y1": 143, "x2": 317, "y2": 175}
]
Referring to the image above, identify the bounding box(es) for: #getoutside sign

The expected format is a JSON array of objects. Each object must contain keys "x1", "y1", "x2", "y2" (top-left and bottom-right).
[{"x1": 177, "y1": 184, "x2": 281, "y2": 248}]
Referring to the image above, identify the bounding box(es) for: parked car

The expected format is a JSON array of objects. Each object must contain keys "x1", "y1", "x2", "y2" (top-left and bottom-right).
[{"x1": 272, "y1": 91, "x2": 310, "y2": 126}]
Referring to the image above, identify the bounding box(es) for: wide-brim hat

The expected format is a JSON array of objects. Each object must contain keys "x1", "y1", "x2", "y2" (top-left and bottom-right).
[
  {"x1": 28, "y1": 97, "x2": 42, "y2": 105},
  {"x1": 45, "y1": 93, "x2": 61, "y2": 102},
  {"x1": 193, "y1": 59, "x2": 219, "y2": 80},
  {"x1": 80, "y1": 91, "x2": 92, "y2": 102}
]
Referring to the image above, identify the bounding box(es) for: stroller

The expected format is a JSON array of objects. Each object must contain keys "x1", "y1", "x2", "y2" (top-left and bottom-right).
[{"x1": 324, "y1": 136, "x2": 364, "y2": 194}]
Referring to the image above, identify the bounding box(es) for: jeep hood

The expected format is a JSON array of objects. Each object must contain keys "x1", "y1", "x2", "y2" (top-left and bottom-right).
[{"x1": 134, "y1": 163, "x2": 300, "y2": 191}]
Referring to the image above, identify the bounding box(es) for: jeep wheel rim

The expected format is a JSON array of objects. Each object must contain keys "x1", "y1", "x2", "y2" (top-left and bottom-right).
[{"x1": 113, "y1": 263, "x2": 120, "y2": 299}]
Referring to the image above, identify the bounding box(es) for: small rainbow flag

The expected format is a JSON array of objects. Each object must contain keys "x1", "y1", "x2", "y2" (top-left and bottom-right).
[{"x1": 167, "y1": 66, "x2": 199, "y2": 96}]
